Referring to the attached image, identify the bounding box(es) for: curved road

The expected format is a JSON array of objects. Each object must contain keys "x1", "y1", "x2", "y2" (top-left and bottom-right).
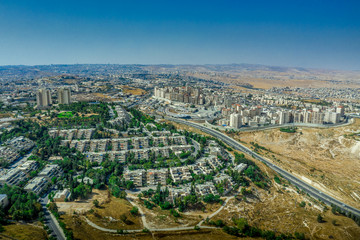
[
  {"x1": 83, "y1": 195, "x2": 233, "y2": 233},
  {"x1": 168, "y1": 117, "x2": 360, "y2": 219}
]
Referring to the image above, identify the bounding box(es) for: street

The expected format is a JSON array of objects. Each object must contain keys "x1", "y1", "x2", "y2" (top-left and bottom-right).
[{"x1": 39, "y1": 195, "x2": 66, "y2": 240}]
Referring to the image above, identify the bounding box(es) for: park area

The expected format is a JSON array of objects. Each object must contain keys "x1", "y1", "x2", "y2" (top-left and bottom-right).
[{"x1": 58, "y1": 111, "x2": 74, "y2": 118}]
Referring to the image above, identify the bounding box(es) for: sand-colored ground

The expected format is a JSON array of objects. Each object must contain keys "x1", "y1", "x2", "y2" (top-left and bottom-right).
[
  {"x1": 2, "y1": 222, "x2": 47, "y2": 240},
  {"x1": 139, "y1": 204, "x2": 202, "y2": 229},
  {"x1": 73, "y1": 93, "x2": 121, "y2": 102},
  {"x1": 187, "y1": 68, "x2": 360, "y2": 90},
  {"x1": 211, "y1": 178, "x2": 360, "y2": 240},
  {"x1": 62, "y1": 212, "x2": 244, "y2": 240},
  {"x1": 86, "y1": 196, "x2": 142, "y2": 230},
  {"x1": 57, "y1": 189, "x2": 109, "y2": 215},
  {"x1": 118, "y1": 85, "x2": 147, "y2": 95},
  {"x1": 231, "y1": 119, "x2": 360, "y2": 209}
]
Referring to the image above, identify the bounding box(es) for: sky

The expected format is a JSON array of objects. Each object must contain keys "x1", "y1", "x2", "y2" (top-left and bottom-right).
[{"x1": 0, "y1": 0, "x2": 359, "y2": 70}]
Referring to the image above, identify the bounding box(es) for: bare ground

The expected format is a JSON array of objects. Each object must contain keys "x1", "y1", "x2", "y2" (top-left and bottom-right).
[{"x1": 231, "y1": 119, "x2": 360, "y2": 209}]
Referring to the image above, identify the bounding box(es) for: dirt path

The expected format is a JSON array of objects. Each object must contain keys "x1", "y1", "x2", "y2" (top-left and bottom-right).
[{"x1": 82, "y1": 196, "x2": 234, "y2": 233}]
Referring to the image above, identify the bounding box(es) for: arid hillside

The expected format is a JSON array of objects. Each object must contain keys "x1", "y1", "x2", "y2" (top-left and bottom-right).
[{"x1": 231, "y1": 119, "x2": 360, "y2": 209}]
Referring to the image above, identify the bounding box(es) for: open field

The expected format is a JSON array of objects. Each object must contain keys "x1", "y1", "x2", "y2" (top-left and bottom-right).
[
  {"x1": 230, "y1": 119, "x2": 360, "y2": 209},
  {"x1": 73, "y1": 93, "x2": 121, "y2": 102},
  {"x1": 120, "y1": 86, "x2": 147, "y2": 95},
  {"x1": 62, "y1": 214, "x2": 152, "y2": 240},
  {"x1": 86, "y1": 196, "x2": 142, "y2": 230},
  {"x1": 2, "y1": 222, "x2": 47, "y2": 240},
  {"x1": 62, "y1": 213, "x2": 243, "y2": 240},
  {"x1": 58, "y1": 111, "x2": 74, "y2": 118},
  {"x1": 93, "y1": 93, "x2": 122, "y2": 102},
  {"x1": 57, "y1": 189, "x2": 110, "y2": 215},
  {"x1": 136, "y1": 198, "x2": 202, "y2": 229}
]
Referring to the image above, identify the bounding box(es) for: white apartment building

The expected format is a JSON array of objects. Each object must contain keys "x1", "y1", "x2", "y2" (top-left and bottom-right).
[
  {"x1": 230, "y1": 113, "x2": 242, "y2": 128},
  {"x1": 38, "y1": 164, "x2": 62, "y2": 180},
  {"x1": 24, "y1": 177, "x2": 48, "y2": 195},
  {"x1": 0, "y1": 169, "x2": 27, "y2": 186}
]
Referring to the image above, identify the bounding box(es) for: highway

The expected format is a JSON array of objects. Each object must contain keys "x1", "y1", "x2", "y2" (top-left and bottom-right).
[{"x1": 168, "y1": 117, "x2": 360, "y2": 219}]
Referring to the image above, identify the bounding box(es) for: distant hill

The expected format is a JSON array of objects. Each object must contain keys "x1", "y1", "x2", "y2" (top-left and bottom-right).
[{"x1": 1, "y1": 64, "x2": 359, "y2": 89}]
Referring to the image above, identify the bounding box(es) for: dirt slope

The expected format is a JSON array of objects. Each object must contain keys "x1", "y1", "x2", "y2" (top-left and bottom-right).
[{"x1": 233, "y1": 120, "x2": 360, "y2": 209}]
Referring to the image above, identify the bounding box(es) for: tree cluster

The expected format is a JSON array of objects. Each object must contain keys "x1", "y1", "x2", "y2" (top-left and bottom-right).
[{"x1": 0, "y1": 185, "x2": 41, "y2": 221}]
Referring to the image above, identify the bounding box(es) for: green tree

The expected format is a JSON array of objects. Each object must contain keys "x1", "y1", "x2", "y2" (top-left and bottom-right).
[
  {"x1": 317, "y1": 214, "x2": 324, "y2": 223},
  {"x1": 130, "y1": 206, "x2": 139, "y2": 215},
  {"x1": 93, "y1": 199, "x2": 99, "y2": 208}
]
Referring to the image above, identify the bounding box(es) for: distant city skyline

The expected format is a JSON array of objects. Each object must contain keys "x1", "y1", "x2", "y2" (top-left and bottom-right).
[{"x1": 0, "y1": 0, "x2": 359, "y2": 70}]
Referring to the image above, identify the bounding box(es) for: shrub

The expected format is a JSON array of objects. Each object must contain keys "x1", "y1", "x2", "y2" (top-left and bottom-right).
[
  {"x1": 317, "y1": 214, "x2": 324, "y2": 223},
  {"x1": 144, "y1": 200, "x2": 154, "y2": 209},
  {"x1": 130, "y1": 206, "x2": 139, "y2": 215},
  {"x1": 170, "y1": 209, "x2": 180, "y2": 218},
  {"x1": 274, "y1": 176, "x2": 281, "y2": 184},
  {"x1": 93, "y1": 199, "x2": 99, "y2": 208}
]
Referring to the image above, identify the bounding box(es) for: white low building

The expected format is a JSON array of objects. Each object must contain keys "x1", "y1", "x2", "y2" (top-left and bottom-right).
[{"x1": 24, "y1": 177, "x2": 48, "y2": 195}]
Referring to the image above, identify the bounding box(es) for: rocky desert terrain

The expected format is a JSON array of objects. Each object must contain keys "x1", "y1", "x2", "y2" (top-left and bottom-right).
[{"x1": 231, "y1": 119, "x2": 360, "y2": 209}]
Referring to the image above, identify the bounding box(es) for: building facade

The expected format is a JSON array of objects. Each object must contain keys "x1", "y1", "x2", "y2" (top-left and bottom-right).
[
  {"x1": 36, "y1": 89, "x2": 52, "y2": 109},
  {"x1": 58, "y1": 87, "x2": 71, "y2": 104}
]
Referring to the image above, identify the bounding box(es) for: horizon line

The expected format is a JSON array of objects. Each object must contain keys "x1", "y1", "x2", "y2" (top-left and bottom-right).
[{"x1": 0, "y1": 63, "x2": 359, "y2": 72}]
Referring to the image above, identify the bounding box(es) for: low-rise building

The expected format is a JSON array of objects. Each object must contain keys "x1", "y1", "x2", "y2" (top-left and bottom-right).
[
  {"x1": 23, "y1": 177, "x2": 48, "y2": 195},
  {"x1": 213, "y1": 174, "x2": 235, "y2": 195},
  {"x1": 168, "y1": 186, "x2": 191, "y2": 203},
  {"x1": 0, "y1": 146, "x2": 20, "y2": 164},
  {"x1": 206, "y1": 156, "x2": 222, "y2": 170},
  {"x1": 195, "y1": 183, "x2": 218, "y2": 196},
  {"x1": 53, "y1": 189, "x2": 71, "y2": 202},
  {"x1": 38, "y1": 164, "x2": 62, "y2": 180},
  {"x1": 234, "y1": 163, "x2": 247, "y2": 173},
  {"x1": 76, "y1": 177, "x2": 94, "y2": 185},
  {"x1": 146, "y1": 169, "x2": 169, "y2": 186},
  {"x1": 170, "y1": 166, "x2": 192, "y2": 183},
  {"x1": 0, "y1": 169, "x2": 27, "y2": 186},
  {"x1": 5, "y1": 136, "x2": 35, "y2": 152},
  {"x1": 17, "y1": 160, "x2": 39, "y2": 175},
  {"x1": 123, "y1": 169, "x2": 146, "y2": 187}
]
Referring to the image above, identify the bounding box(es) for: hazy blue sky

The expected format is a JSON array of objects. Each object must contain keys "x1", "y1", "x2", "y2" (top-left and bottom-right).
[{"x1": 0, "y1": 0, "x2": 359, "y2": 70}]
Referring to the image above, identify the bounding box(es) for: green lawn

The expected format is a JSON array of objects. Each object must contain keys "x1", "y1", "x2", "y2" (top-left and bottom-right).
[{"x1": 58, "y1": 111, "x2": 74, "y2": 118}]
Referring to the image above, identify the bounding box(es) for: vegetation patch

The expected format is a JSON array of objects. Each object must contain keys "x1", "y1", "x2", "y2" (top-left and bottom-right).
[
  {"x1": 58, "y1": 111, "x2": 74, "y2": 118},
  {"x1": 2, "y1": 223, "x2": 48, "y2": 240},
  {"x1": 87, "y1": 196, "x2": 142, "y2": 230},
  {"x1": 280, "y1": 127, "x2": 297, "y2": 133},
  {"x1": 0, "y1": 185, "x2": 42, "y2": 221}
]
